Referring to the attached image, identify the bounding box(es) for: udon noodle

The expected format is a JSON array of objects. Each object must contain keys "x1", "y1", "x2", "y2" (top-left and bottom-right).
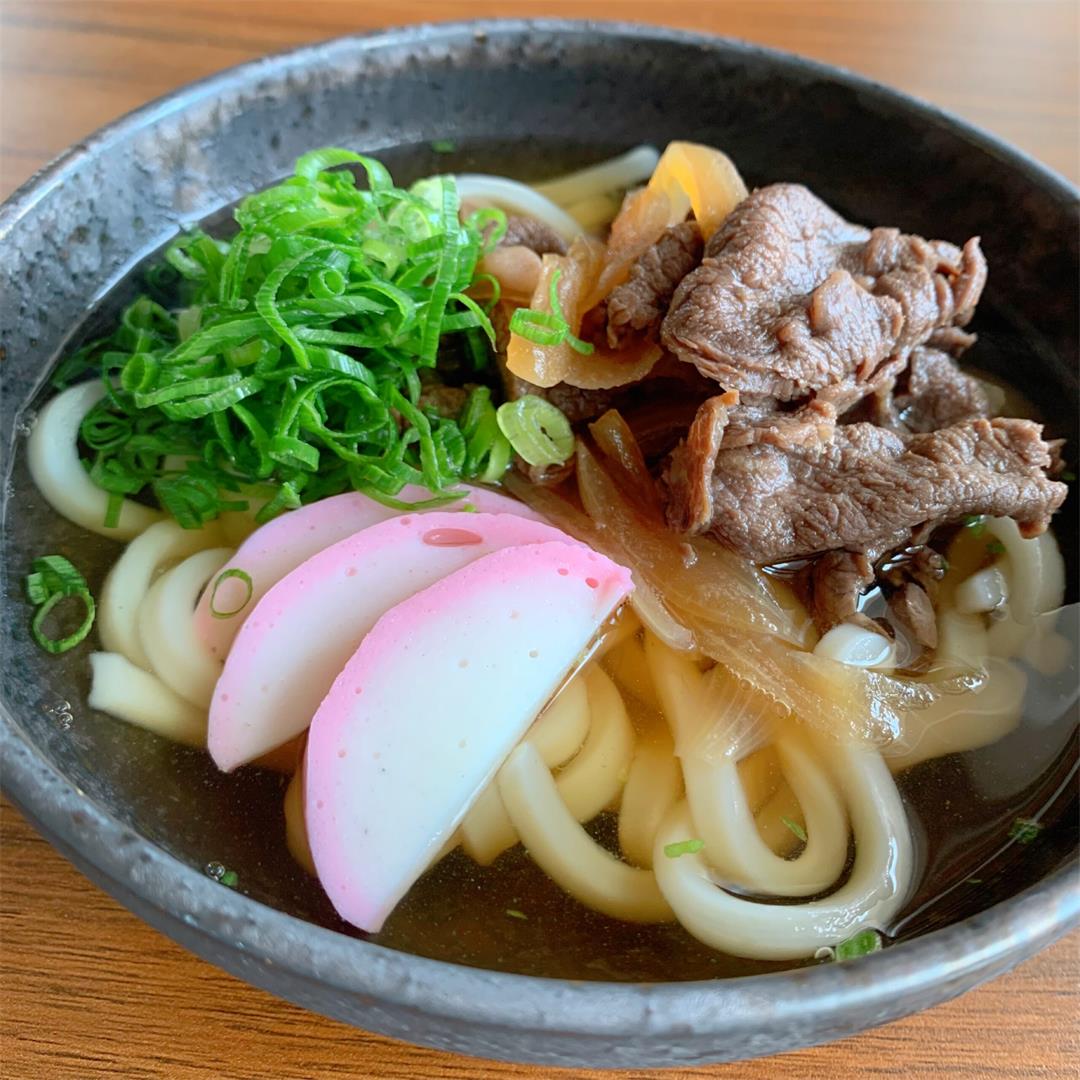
[{"x1": 22, "y1": 143, "x2": 1074, "y2": 966}]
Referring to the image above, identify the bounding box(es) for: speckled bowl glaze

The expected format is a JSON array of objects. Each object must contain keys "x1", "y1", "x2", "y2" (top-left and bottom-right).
[{"x1": 1, "y1": 21, "x2": 1077, "y2": 1068}]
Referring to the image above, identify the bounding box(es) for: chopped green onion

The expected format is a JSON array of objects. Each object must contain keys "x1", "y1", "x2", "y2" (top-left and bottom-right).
[
  {"x1": 961, "y1": 514, "x2": 987, "y2": 536},
  {"x1": 832, "y1": 929, "x2": 883, "y2": 962},
  {"x1": 1061, "y1": 470, "x2": 1076, "y2": 482},
  {"x1": 55, "y1": 149, "x2": 505, "y2": 529},
  {"x1": 25, "y1": 555, "x2": 96, "y2": 654},
  {"x1": 496, "y1": 396, "x2": 574, "y2": 468},
  {"x1": 986, "y1": 539, "x2": 1006, "y2": 556},
  {"x1": 505, "y1": 908, "x2": 528, "y2": 920},
  {"x1": 663, "y1": 839, "x2": 705, "y2": 859},
  {"x1": 782, "y1": 816, "x2": 807, "y2": 843},
  {"x1": 966, "y1": 878, "x2": 983, "y2": 885},
  {"x1": 431, "y1": 139, "x2": 457, "y2": 154},
  {"x1": 219, "y1": 870, "x2": 239, "y2": 888},
  {"x1": 1009, "y1": 817, "x2": 1041, "y2": 844},
  {"x1": 508, "y1": 268, "x2": 595, "y2": 356},
  {"x1": 209, "y1": 568, "x2": 254, "y2": 619}
]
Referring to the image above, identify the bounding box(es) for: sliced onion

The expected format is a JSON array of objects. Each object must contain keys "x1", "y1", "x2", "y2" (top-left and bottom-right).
[{"x1": 506, "y1": 239, "x2": 662, "y2": 390}]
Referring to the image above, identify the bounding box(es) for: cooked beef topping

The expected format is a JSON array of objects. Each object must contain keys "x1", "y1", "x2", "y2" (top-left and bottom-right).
[
  {"x1": 603, "y1": 221, "x2": 703, "y2": 348},
  {"x1": 792, "y1": 550, "x2": 876, "y2": 634},
  {"x1": 893, "y1": 346, "x2": 991, "y2": 432},
  {"x1": 839, "y1": 347, "x2": 990, "y2": 434},
  {"x1": 888, "y1": 581, "x2": 939, "y2": 651},
  {"x1": 660, "y1": 184, "x2": 987, "y2": 402},
  {"x1": 879, "y1": 545, "x2": 948, "y2": 596},
  {"x1": 663, "y1": 414, "x2": 1066, "y2": 562},
  {"x1": 500, "y1": 214, "x2": 568, "y2": 256}
]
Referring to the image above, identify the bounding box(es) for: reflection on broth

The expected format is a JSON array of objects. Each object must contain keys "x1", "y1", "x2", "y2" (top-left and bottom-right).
[{"x1": 14, "y1": 138, "x2": 1076, "y2": 980}]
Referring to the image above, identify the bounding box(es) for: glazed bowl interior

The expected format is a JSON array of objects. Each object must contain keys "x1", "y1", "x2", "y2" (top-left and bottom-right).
[{"x1": 1, "y1": 20, "x2": 1077, "y2": 1068}]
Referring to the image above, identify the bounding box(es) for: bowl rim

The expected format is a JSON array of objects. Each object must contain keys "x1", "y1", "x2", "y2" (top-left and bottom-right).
[{"x1": 2, "y1": 16, "x2": 1077, "y2": 1049}]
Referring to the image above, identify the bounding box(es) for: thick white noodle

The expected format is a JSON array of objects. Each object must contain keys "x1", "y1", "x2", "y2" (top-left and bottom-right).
[
  {"x1": 455, "y1": 175, "x2": 583, "y2": 242},
  {"x1": 460, "y1": 674, "x2": 591, "y2": 865},
  {"x1": 532, "y1": 146, "x2": 661, "y2": 207},
  {"x1": 26, "y1": 381, "x2": 161, "y2": 539},
  {"x1": 137, "y1": 547, "x2": 231, "y2": 708},
  {"x1": 682, "y1": 729, "x2": 850, "y2": 897},
  {"x1": 983, "y1": 518, "x2": 1065, "y2": 657},
  {"x1": 564, "y1": 193, "x2": 623, "y2": 232},
  {"x1": 617, "y1": 725, "x2": 682, "y2": 869},
  {"x1": 604, "y1": 634, "x2": 661, "y2": 711},
  {"x1": 884, "y1": 657, "x2": 1027, "y2": 773},
  {"x1": 88, "y1": 652, "x2": 207, "y2": 746},
  {"x1": 813, "y1": 623, "x2": 896, "y2": 669},
  {"x1": 99, "y1": 520, "x2": 225, "y2": 669},
  {"x1": 284, "y1": 761, "x2": 316, "y2": 876},
  {"x1": 653, "y1": 738, "x2": 913, "y2": 960},
  {"x1": 646, "y1": 636, "x2": 848, "y2": 895},
  {"x1": 555, "y1": 667, "x2": 636, "y2": 822},
  {"x1": 499, "y1": 742, "x2": 673, "y2": 923}
]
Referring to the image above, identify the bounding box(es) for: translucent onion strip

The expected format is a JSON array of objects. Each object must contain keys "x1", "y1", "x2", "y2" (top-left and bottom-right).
[
  {"x1": 460, "y1": 674, "x2": 591, "y2": 865},
  {"x1": 533, "y1": 146, "x2": 661, "y2": 207},
  {"x1": 499, "y1": 742, "x2": 673, "y2": 923},
  {"x1": 99, "y1": 519, "x2": 225, "y2": 669},
  {"x1": 137, "y1": 547, "x2": 232, "y2": 708},
  {"x1": 88, "y1": 651, "x2": 207, "y2": 746},
  {"x1": 617, "y1": 725, "x2": 682, "y2": 869},
  {"x1": 26, "y1": 381, "x2": 162, "y2": 539},
  {"x1": 653, "y1": 739, "x2": 913, "y2": 960}
]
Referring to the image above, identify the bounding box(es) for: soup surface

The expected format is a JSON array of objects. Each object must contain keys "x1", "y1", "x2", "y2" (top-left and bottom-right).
[{"x1": 6, "y1": 137, "x2": 1076, "y2": 981}]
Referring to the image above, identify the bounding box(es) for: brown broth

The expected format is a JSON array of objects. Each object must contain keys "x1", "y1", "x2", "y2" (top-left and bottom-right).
[{"x1": 8, "y1": 137, "x2": 1076, "y2": 984}]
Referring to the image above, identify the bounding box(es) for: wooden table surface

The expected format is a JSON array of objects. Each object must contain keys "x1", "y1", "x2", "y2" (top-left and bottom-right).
[{"x1": 1, "y1": 2, "x2": 1077, "y2": 1077}]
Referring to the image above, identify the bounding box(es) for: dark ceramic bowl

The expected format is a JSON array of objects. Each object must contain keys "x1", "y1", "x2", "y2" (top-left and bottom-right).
[{"x1": 1, "y1": 20, "x2": 1077, "y2": 1069}]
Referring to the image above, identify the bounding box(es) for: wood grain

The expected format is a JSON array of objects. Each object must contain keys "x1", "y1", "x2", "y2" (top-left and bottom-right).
[{"x1": 1, "y1": 2, "x2": 1077, "y2": 1077}]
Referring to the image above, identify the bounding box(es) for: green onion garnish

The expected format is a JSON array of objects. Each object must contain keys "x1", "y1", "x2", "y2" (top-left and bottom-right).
[
  {"x1": 1009, "y1": 817, "x2": 1041, "y2": 844},
  {"x1": 509, "y1": 268, "x2": 595, "y2": 356},
  {"x1": 985, "y1": 539, "x2": 1006, "y2": 555},
  {"x1": 56, "y1": 150, "x2": 509, "y2": 529},
  {"x1": 782, "y1": 816, "x2": 808, "y2": 843},
  {"x1": 833, "y1": 929, "x2": 883, "y2": 962},
  {"x1": 1061, "y1": 470, "x2": 1076, "y2": 482},
  {"x1": 219, "y1": 870, "x2": 239, "y2": 888},
  {"x1": 431, "y1": 139, "x2": 457, "y2": 154},
  {"x1": 495, "y1": 396, "x2": 574, "y2": 468},
  {"x1": 664, "y1": 839, "x2": 705, "y2": 859},
  {"x1": 505, "y1": 908, "x2": 528, "y2": 920},
  {"x1": 961, "y1": 514, "x2": 987, "y2": 536},
  {"x1": 209, "y1": 568, "x2": 254, "y2": 619},
  {"x1": 25, "y1": 556, "x2": 96, "y2": 654}
]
